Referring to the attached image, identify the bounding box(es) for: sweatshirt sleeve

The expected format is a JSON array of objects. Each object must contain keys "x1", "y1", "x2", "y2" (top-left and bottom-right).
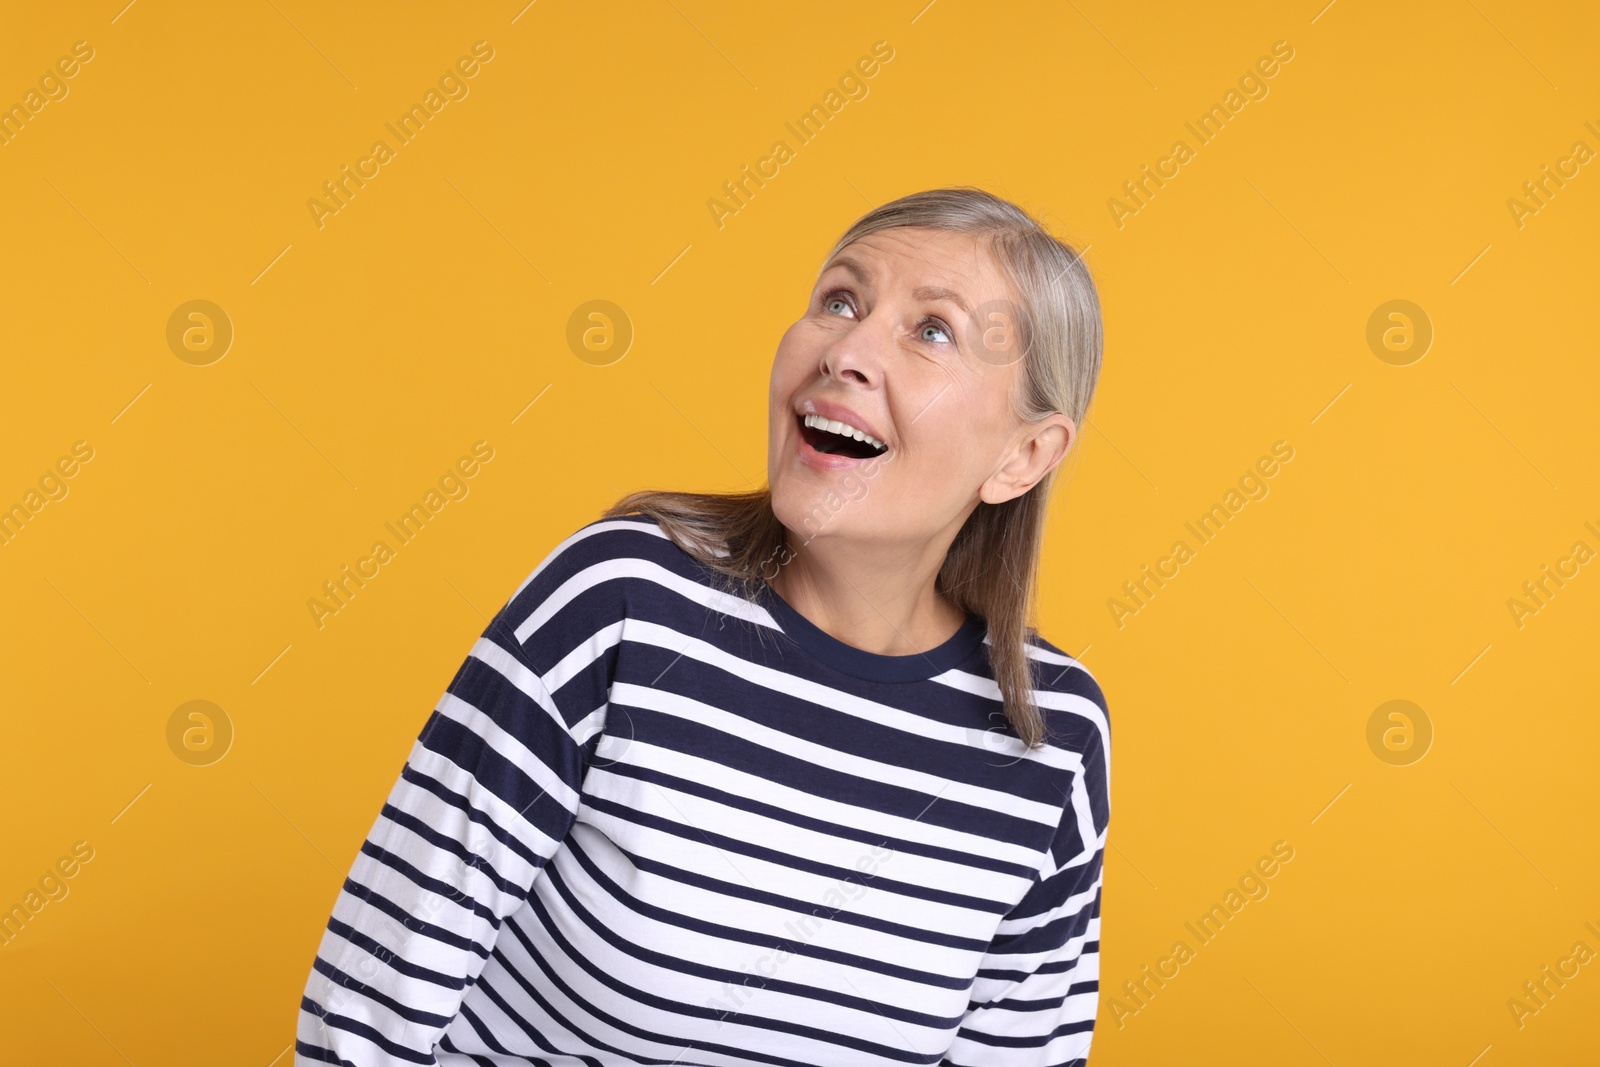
[
  {"x1": 293, "y1": 521, "x2": 634, "y2": 1067},
  {"x1": 941, "y1": 698, "x2": 1111, "y2": 1067}
]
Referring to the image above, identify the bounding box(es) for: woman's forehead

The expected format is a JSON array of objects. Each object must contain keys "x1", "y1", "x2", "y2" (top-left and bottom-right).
[{"x1": 824, "y1": 228, "x2": 1009, "y2": 298}]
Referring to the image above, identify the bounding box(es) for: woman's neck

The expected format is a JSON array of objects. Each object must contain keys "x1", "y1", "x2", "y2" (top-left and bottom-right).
[{"x1": 765, "y1": 535, "x2": 969, "y2": 657}]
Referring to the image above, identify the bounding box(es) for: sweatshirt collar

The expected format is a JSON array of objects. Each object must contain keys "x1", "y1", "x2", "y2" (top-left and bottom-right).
[{"x1": 753, "y1": 579, "x2": 987, "y2": 682}]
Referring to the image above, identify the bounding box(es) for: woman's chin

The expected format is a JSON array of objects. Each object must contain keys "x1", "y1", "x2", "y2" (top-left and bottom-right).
[{"x1": 771, "y1": 485, "x2": 864, "y2": 540}]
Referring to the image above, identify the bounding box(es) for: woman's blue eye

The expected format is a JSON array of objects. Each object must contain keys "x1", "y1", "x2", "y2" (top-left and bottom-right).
[{"x1": 820, "y1": 290, "x2": 951, "y2": 346}]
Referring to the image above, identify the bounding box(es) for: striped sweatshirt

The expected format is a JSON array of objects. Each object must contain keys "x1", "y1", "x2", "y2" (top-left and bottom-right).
[{"x1": 294, "y1": 514, "x2": 1111, "y2": 1067}]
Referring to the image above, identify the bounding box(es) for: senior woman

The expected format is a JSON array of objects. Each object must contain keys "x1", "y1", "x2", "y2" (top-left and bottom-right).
[{"x1": 295, "y1": 186, "x2": 1111, "y2": 1066}]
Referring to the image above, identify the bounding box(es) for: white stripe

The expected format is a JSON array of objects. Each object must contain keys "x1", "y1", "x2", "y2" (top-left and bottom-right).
[
  {"x1": 612, "y1": 675, "x2": 1060, "y2": 827},
  {"x1": 992, "y1": 873, "x2": 1103, "y2": 938},
  {"x1": 406, "y1": 742, "x2": 566, "y2": 858},
  {"x1": 508, "y1": 517, "x2": 670, "y2": 601},
  {"x1": 543, "y1": 618, "x2": 625, "y2": 696},
  {"x1": 606, "y1": 737, "x2": 1044, "y2": 869},
  {"x1": 621, "y1": 621, "x2": 1082, "y2": 810},
  {"x1": 576, "y1": 778, "x2": 997, "y2": 937},
  {"x1": 433, "y1": 692, "x2": 580, "y2": 815},
  {"x1": 513, "y1": 557, "x2": 778, "y2": 646},
  {"x1": 380, "y1": 768, "x2": 544, "y2": 896},
  {"x1": 1024, "y1": 645, "x2": 1112, "y2": 788},
  {"x1": 932, "y1": 667, "x2": 1105, "y2": 775},
  {"x1": 556, "y1": 820, "x2": 982, "y2": 978},
  {"x1": 1034, "y1": 688, "x2": 1110, "y2": 773},
  {"x1": 468, "y1": 635, "x2": 563, "y2": 724},
  {"x1": 495, "y1": 883, "x2": 960, "y2": 1066},
  {"x1": 515, "y1": 842, "x2": 978, "y2": 1047},
  {"x1": 581, "y1": 759, "x2": 1032, "y2": 904}
]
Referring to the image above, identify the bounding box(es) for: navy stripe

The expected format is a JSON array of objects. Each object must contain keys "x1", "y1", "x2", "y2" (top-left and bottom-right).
[
  {"x1": 530, "y1": 843, "x2": 966, "y2": 1030},
  {"x1": 324, "y1": 916, "x2": 466, "y2": 989},
  {"x1": 602, "y1": 759, "x2": 1038, "y2": 880},
  {"x1": 580, "y1": 792, "x2": 1012, "y2": 915},
  {"x1": 560, "y1": 815, "x2": 973, "y2": 989}
]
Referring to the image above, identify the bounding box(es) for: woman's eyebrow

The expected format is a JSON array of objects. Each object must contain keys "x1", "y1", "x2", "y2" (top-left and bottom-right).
[
  {"x1": 822, "y1": 257, "x2": 972, "y2": 317},
  {"x1": 823, "y1": 256, "x2": 871, "y2": 283},
  {"x1": 911, "y1": 285, "x2": 971, "y2": 318}
]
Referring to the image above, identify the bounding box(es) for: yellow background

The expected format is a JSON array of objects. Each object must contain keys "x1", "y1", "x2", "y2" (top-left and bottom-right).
[{"x1": 2, "y1": 1, "x2": 1597, "y2": 1063}]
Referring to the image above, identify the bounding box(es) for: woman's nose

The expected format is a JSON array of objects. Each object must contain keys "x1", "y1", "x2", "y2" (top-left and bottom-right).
[{"x1": 818, "y1": 321, "x2": 887, "y2": 385}]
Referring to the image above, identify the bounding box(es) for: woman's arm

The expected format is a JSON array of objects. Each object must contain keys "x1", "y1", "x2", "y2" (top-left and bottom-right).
[
  {"x1": 942, "y1": 727, "x2": 1110, "y2": 1066},
  {"x1": 292, "y1": 521, "x2": 632, "y2": 1066}
]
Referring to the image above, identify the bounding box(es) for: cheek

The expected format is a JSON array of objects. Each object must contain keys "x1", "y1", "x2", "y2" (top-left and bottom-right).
[
  {"x1": 900, "y1": 390, "x2": 1004, "y2": 478},
  {"x1": 769, "y1": 325, "x2": 810, "y2": 393},
  {"x1": 767, "y1": 329, "x2": 814, "y2": 474},
  {"x1": 902, "y1": 374, "x2": 976, "y2": 448}
]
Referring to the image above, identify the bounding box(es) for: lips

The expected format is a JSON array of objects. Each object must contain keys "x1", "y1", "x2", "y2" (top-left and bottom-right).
[
  {"x1": 791, "y1": 397, "x2": 892, "y2": 470},
  {"x1": 796, "y1": 415, "x2": 881, "y2": 459},
  {"x1": 797, "y1": 398, "x2": 887, "y2": 445}
]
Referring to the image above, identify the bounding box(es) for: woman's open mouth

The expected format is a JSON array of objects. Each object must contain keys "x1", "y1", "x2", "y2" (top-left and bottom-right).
[{"x1": 796, "y1": 413, "x2": 888, "y2": 461}]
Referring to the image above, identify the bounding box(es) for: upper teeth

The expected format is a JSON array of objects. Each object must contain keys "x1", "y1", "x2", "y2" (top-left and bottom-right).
[{"x1": 804, "y1": 414, "x2": 885, "y2": 451}]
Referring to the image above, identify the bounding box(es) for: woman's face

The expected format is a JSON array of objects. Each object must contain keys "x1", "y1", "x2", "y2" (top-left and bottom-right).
[{"x1": 767, "y1": 225, "x2": 1073, "y2": 550}]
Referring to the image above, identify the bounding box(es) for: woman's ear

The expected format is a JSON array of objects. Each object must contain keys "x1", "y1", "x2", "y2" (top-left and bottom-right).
[{"x1": 979, "y1": 414, "x2": 1076, "y2": 504}]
